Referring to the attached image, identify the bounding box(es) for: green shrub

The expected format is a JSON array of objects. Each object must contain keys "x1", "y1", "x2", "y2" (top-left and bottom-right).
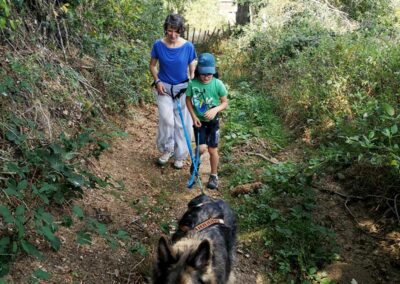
[
  {"x1": 224, "y1": 4, "x2": 400, "y2": 173},
  {"x1": 0, "y1": 115, "x2": 110, "y2": 276},
  {"x1": 70, "y1": 0, "x2": 165, "y2": 111},
  {"x1": 330, "y1": 0, "x2": 392, "y2": 21}
]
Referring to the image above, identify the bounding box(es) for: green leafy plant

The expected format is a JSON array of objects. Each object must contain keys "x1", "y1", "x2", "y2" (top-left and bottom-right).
[
  {"x1": 130, "y1": 242, "x2": 148, "y2": 257},
  {"x1": 28, "y1": 269, "x2": 51, "y2": 284},
  {"x1": 0, "y1": 116, "x2": 111, "y2": 276},
  {"x1": 0, "y1": 0, "x2": 16, "y2": 30}
]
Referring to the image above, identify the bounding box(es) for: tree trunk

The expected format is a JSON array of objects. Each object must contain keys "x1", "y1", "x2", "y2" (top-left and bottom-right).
[{"x1": 236, "y1": 3, "x2": 250, "y2": 25}]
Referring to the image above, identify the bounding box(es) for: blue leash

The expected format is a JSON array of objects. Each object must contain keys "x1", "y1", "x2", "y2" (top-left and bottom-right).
[{"x1": 175, "y1": 96, "x2": 203, "y2": 191}]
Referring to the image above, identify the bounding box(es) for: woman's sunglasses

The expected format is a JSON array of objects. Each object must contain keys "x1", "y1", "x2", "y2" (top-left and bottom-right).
[{"x1": 200, "y1": 73, "x2": 213, "y2": 76}]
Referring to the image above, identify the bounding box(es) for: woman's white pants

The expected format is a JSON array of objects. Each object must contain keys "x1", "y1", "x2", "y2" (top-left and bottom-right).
[{"x1": 156, "y1": 81, "x2": 192, "y2": 161}]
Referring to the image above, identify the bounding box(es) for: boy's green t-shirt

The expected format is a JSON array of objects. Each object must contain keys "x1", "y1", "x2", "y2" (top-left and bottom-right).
[{"x1": 186, "y1": 77, "x2": 228, "y2": 121}]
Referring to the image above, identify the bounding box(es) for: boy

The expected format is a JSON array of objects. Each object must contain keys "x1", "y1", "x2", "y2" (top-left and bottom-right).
[{"x1": 185, "y1": 53, "x2": 228, "y2": 189}]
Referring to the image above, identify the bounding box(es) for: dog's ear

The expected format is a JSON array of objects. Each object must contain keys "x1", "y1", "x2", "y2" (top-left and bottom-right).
[
  {"x1": 188, "y1": 239, "x2": 211, "y2": 270},
  {"x1": 156, "y1": 236, "x2": 175, "y2": 267}
]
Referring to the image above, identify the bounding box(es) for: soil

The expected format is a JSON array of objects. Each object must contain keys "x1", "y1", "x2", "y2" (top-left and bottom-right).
[{"x1": 5, "y1": 104, "x2": 400, "y2": 283}]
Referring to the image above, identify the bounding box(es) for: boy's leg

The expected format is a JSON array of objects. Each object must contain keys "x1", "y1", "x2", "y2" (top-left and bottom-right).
[
  {"x1": 193, "y1": 125, "x2": 208, "y2": 155},
  {"x1": 206, "y1": 119, "x2": 220, "y2": 189},
  {"x1": 208, "y1": 147, "x2": 219, "y2": 175},
  {"x1": 191, "y1": 125, "x2": 207, "y2": 174}
]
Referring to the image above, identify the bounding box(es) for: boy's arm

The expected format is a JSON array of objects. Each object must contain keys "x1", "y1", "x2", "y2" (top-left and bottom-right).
[
  {"x1": 204, "y1": 96, "x2": 228, "y2": 121},
  {"x1": 186, "y1": 96, "x2": 202, "y2": 127},
  {"x1": 217, "y1": 95, "x2": 228, "y2": 112}
]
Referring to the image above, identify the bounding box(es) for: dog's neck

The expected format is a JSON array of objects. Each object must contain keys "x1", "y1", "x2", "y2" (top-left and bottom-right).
[{"x1": 187, "y1": 199, "x2": 225, "y2": 232}]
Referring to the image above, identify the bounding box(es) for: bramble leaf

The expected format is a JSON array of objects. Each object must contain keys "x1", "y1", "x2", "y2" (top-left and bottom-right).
[
  {"x1": 76, "y1": 231, "x2": 92, "y2": 245},
  {"x1": 32, "y1": 269, "x2": 51, "y2": 280},
  {"x1": 0, "y1": 206, "x2": 14, "y2": 224},
  {"x1": 72, "y1": 205, "x2": 84, "y2": 219},
  {"x1": 21, "y1": 240, "x2": 42, "y2": 259},
  {"x1": 383, "y1": 103, "x2": 395, "y2": 116}
]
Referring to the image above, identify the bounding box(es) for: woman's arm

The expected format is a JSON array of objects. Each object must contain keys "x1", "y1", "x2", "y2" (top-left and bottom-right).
[
  {"x1": 188, "y1": 59, "x2": 196, "y2": 80},
  {"x1": 149, "y1": 57, "x2": 159, "y2": 81},
  {"x1": 149, "y1": 58, "x2": 167, "y2": 95}
]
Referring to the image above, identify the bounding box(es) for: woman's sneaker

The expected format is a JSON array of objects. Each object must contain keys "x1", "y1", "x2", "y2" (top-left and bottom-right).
[
  {"x1": 207, "y1": 174, "x2": 218, "y2": 190},
  {"x1": 174, "y1": 160, "x2": 184, "y2": 169},
  {"x1": 158, "y1": 152, "x2": 173, "y2": 165}
]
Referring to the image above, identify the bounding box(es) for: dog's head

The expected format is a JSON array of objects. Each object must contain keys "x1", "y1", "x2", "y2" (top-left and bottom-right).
[{"x1": 154, "y1": 236, "x2": 215, "y2": 284}]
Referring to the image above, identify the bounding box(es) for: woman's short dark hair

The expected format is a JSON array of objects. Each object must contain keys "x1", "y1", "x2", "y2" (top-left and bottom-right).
[{"x1": 164, "y1": 14, "x2": 185, "y2": 34}]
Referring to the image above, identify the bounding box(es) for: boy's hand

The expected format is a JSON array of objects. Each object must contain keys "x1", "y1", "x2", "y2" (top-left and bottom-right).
[
  {"x1": 193, "y1": 117, "x2": 202, "y2": 128},
  {"x1": 204, "y1": 108, "x2": 219, "y2": 120}
]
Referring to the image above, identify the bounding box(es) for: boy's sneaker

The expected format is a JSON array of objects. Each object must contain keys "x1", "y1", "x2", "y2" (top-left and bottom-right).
[
  {"x1": 207, "y1": 174, "x2": 219, "y2": 190},
  {"x1": 158, "y1": 152, "x2": 173, "y2": 165},
  {"x1": 174, "y1": 160, "x2": 184, "y2": 169}
]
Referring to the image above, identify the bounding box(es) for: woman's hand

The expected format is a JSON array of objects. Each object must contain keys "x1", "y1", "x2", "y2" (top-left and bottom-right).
[
  {"x1": 156, "y1": 82, "x2": 168, "y2": 96},
  {"x1": 204, "y1": 108, "x2": 219, "y2": 121},
  {"x1": 193, "y1": 117, "x2": 202, "y2": 128}
]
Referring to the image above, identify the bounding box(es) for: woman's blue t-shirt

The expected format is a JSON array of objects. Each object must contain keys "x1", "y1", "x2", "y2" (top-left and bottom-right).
[{"x1": 151, "y1": 40, "x2": 196, "y2": 85}]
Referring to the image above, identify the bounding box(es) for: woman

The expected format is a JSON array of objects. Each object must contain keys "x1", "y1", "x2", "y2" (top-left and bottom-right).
[{"x1": 150, "y1": 14, "x2": 197, "y2": 169}]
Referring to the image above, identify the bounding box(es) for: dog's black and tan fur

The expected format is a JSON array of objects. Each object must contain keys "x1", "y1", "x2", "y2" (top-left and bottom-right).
[{"x1": 154, "y1": 194, "x2": 237, "y2": 284}]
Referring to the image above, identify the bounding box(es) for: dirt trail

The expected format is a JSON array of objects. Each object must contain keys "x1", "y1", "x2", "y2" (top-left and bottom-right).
[{"x1": 7, "y1": 104, "x2": 263, "y2": 283}]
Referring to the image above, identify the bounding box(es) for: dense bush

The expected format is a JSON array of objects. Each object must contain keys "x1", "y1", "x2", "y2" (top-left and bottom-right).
[
  {"x1": 71, "y1": 0, "x2": 166, "y2": 109},
  {"x1": 221, "y1": 0, "x2": 400, "y2": 174},
  {"x1": 329, "y1": 0, "x2": 392, "y2": 20}
]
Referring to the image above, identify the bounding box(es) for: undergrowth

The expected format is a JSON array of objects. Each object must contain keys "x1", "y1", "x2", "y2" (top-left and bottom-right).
[
  {"x1": 218, "y1": 0, "x2": 400, "y2": 282},
  {"x1": 0, "y1": 0, "x2": 168, "y2": 280},
  {"x1": 220, "y1": 83, "x2": 337, "y2": 282}
]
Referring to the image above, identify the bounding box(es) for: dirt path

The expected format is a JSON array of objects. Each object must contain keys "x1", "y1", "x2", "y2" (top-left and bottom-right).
[{"x1": 7, "y1": 104, "x2": 262, "y2": 283}]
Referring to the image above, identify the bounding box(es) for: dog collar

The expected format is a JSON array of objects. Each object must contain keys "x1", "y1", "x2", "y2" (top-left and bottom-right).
[{"x1": 194, "y1": 218, "x2": 224, "y2": 231}]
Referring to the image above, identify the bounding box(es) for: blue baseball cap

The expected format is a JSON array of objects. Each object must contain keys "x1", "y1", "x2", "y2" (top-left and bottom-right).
[{"x1": 197, "y1": 53, "x2": 216, "y2": 74}]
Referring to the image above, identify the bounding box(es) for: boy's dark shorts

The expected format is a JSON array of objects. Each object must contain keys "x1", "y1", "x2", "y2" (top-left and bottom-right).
[{"x1": 193, "y1": 118, "x2": 220, "y2": 148}]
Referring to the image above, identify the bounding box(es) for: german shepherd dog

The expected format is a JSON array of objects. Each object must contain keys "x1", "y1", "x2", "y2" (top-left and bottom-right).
[{"x1": 154, "y1": 194, "x2": 237, "y2": 284}]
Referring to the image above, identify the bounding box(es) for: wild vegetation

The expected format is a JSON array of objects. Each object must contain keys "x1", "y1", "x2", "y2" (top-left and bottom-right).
[
  {"x1": 0, "y1": 0, "x2": 168, "y2": 280},
  {"x1": 220, "y1": 86, "x2": 338, "y2": 282},
  {"x1": 218, "y1": 0, "x2": 400, "y2": 282}
]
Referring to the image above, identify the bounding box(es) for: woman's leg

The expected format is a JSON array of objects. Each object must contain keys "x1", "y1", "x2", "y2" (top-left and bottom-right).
[
  {"x1": 173, "y1": 90, "x2": 191, "y2": 161},
  {"x1": 156, "y1": 90, "x2": 174, "y2": 154}
]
